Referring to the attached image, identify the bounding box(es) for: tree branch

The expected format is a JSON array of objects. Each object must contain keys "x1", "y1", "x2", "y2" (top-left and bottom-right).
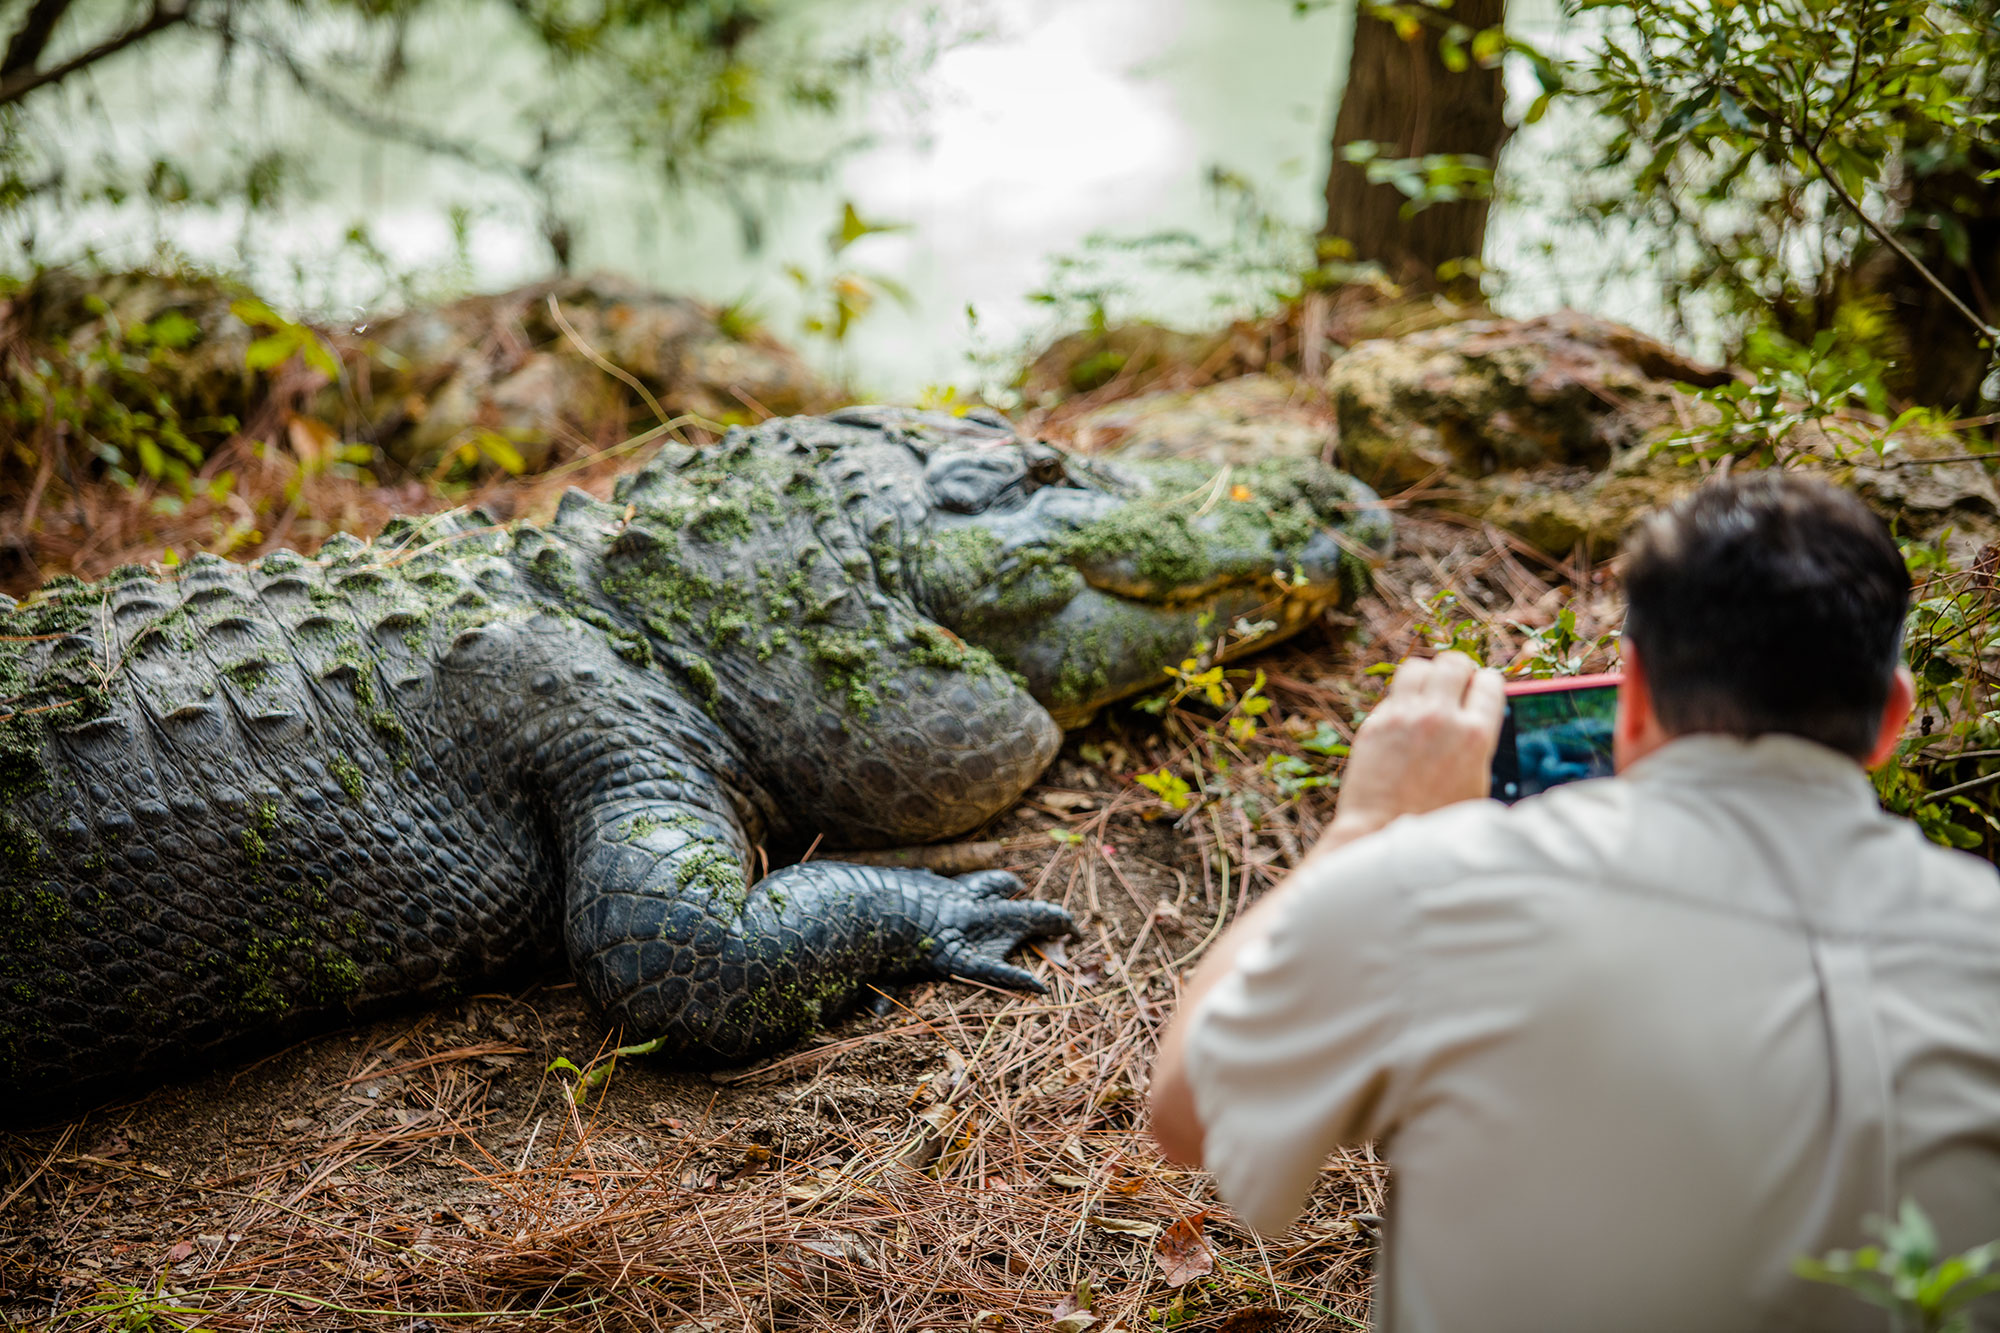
[
  {"x1": 0, "y1": 0, "x2": 189, "y2": 107},
  {"x1": 217, "y1": 21, "x2": 526, "y2": 181},
  {"x1": 1794, "y1": 128, "x2": 2000, "y2": 342},
  {"x1": 3, "y1": 0, "x2": 76, "y2": 79}
]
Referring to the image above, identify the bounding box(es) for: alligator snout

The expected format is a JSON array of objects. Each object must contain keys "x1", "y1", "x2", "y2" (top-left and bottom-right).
[{"x1": 914, "y1": 451, "x2": 1392, "y2": 724}]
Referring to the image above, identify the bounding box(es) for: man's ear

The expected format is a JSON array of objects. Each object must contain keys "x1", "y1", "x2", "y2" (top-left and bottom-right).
[
  {"x1": 1616, "y1": 646, "x2": 1650, "y2": 743},
  {"x1": 1613, "y1": 644, "x2": 1660, "y2": 772},
  {"x1": 1864, "y1": 666, "x2": 1917, "y2": 769}
]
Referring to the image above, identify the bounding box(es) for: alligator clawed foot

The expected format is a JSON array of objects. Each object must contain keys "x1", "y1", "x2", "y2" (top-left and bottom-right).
[{"x1": 925, "y1": 870, "x2": 1076, "y2": 994}]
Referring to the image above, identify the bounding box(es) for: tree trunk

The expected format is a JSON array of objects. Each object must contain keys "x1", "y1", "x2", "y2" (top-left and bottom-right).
[{"x1": 1323, "y1": 0, "x2": 1509, "y2": 292}]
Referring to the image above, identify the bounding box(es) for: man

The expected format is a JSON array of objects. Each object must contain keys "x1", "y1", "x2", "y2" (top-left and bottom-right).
[{"x1": 1149, "y1": 474, "x2": 2000, "y2": 1331}]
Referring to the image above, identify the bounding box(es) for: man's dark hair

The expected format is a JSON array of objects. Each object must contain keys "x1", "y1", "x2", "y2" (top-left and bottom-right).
[{"x1": 1622, "y1": 473, "x2": 1910, "y2": 759}]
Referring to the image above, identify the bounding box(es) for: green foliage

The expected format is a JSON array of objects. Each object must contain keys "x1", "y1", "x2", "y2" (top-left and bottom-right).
[
  {"x1": 230, "y1": 298, "x2": 340, "y2": 381},
  {"x1": 1, "y1": 297, "x2": 239, "y2": 492},
  {"x1": 1135, "y1": 766, "x2": 1195, "y2": 813},
  {"x1": 784, "y1": 201, "x2": 913, "y2": 360},
  {"x1": 1023, "y1": 167, "x2": 1379, "y2": 353},
  {"x1": 1412, "y1": 590, "x2": 1489, "y2": 663},
  {"x1": 1338, "y1": 140, "x2": 1495, "y2": 221},
  {"x1": 1126, "y1": 617, "x2": 1344, "y2": 830},
  {"x1": 1868, "y1": 535, "x2": 2000, "y2": 853},
  {"x1": 1571, "y1": 0, "x2": 2000, "y2": 392},
  {"x1": 1797, "y1": 1199, "x2": 2000, "y2": 1332},
  {"x1": 1510, "y1": 606, "x2": 1620, "y2": 679},
  {"x1": 0, "y1": 0, "x2": 914, "y2": 279},
  {"x1": 60, "y1": 1282, "x2": 214, "y2": 1332},
  {"x1": 1657, "y1": 326, "x2": 1952, "y2": 470},
  {"x1": 547, "y1": 1033, "x2": 671, "y2": 1105}
]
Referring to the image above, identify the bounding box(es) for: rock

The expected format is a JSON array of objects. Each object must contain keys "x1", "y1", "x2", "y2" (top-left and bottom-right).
[
  {"x1": 1, "y1": 268, "x2": 843, "y2": 482},
  {"x1": 1326, "y1": 311, "x2": 1998, "y2": 555},
  {"x1": 1061, "y1": 374, "x2": 1331, "y2": 465},
  {"x1": 1329, "y1": 311, "x2": 1730, "y2": 494},
  {"x1": 331, "y1": 273, "x2": 841, "y2": 471}
]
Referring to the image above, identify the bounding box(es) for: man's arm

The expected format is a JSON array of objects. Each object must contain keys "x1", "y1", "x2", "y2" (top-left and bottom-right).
[{"x1": 1148, "y1": 651, "x2": 1505, "y2": 1167}]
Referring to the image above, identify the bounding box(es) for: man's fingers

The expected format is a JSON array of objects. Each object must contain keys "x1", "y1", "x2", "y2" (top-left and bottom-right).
[
  {"x1": 1465, "y1": 667, "x2": 1506, "y2": 738},
  {"x1": 1422, "y1": 651, "x2": 1479, "y2": 704},
  {"x1": 1390, "y1": 655, "x2": 1433, "y2": 700}
]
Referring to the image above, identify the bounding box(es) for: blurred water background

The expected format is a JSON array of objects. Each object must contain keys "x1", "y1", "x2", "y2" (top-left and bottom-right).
[{"x1": 12, "y1": 0, "x2": 1667, "y2": 398}]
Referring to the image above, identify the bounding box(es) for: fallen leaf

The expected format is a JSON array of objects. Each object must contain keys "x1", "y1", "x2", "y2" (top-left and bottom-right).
[
  {"x1": 1050, "y1": 1316, "x2": 1097, "y2": 1333},
  {"x1": 1047, "y1": 1172, "x2": 1092, "y2": 1190},
  {"x1": 1155, "y1": 1210, "x2": 1213, "y2": 1288},
  {"x1": 1051, "y1": 1277, "x2": 1094, "y2": 1318},
  {"x1": 791, "y1": 1229, "x2": 885, "y2": 1266},
  {"x1": 1086, "y1": 1213, "x2": 1159, "y2": 1238},
  {"x1": 1040, "y1": 792, "x2": 1098, "y2": 813},
  {"x1": 164, "y1": 1240, "x2": 195, "y2": 1263},
  {"x1": 900, "y1": 1104, "x2": 957, "y2": 1168}
]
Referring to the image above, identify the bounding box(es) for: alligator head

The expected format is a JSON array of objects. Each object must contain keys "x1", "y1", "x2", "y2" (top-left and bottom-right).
[{"x1": 762, "y1": 406, "x2": 1393, "y2": 727}]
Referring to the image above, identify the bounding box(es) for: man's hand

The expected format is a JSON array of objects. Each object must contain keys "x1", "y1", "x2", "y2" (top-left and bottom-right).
[
  {"x1": 1324, "y1": 651, "x2": 1505, "y2": 846},
  {"x1": 1150, "y1": 652, "x2": 1505, "y2": 1167}
]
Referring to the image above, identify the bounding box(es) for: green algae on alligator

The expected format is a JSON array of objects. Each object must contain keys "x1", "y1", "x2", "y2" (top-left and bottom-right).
[{"x1": 0, "y1": 407, "x2": 1389, "y2": 1109}]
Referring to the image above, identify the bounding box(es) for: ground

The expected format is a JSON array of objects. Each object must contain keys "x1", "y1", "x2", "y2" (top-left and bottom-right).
[{"x1": 0, "y1": 477, "x2": 1618, "y2": 1332}]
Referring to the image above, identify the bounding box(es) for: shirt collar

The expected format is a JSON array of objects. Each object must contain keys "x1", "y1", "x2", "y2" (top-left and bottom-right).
[{"x1": 1623, "y1": 732, "x2": 1877, "y2": 798}]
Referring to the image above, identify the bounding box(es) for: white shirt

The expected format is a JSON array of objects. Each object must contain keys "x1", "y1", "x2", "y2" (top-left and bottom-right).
[{"x1": 1184, "y1": 734, "x2": 2000, "y2": 1332}]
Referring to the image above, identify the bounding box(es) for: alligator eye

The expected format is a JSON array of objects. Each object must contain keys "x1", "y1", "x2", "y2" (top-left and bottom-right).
[
  {"x1": 927, "y1": 452, "x2": 1027, "y2": 514},
  {"x1": 1025, "y1": 451, "x2": 1067, "y2": 488}
]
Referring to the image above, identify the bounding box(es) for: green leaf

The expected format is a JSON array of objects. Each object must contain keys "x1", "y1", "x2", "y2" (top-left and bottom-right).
[
  {"x1": 1658, "y1": 90, "x2": 1713, "y2": 138},
  {"x1": 298, "y1": 333, "x2": 340, "y2": 381},
  {"x1": 828, "y1": 201, "x2": 908, "y2": 255},
  {"x1": 228, "y1": 297, "x2": 281, "y2": 329},
  {"x1": 244, "y1": 333, "x2": 296, "y2": 373},
  {"x1": 1717, "y1": 88, "x2": 1753, "y2": 132},
  {"x1": 146, "y1": 311, "x2": 201, "y2": 350},
  {"x1": 475, "y1": 432, "x2": 526, "y2": 475}
]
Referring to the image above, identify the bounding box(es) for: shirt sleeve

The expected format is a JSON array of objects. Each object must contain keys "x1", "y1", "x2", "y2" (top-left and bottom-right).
[{"x1": 1182, "y1": 826, "x2": 1417, "y2": 1235}]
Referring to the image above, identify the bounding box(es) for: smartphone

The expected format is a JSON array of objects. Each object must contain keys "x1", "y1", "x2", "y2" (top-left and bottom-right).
[{"x1": 1491, "y1": 673, "x2": 1623, "y2": 804}]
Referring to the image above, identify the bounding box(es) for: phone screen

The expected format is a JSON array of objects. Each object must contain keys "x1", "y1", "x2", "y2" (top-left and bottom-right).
[{"x1": 1491, "y1": 676, "x2": 1622, "y2": 803}]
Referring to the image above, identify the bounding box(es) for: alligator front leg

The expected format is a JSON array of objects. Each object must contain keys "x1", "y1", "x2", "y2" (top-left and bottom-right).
[{"x1": 563, "y1": 792, "x2": 1072, "y2": 1062}]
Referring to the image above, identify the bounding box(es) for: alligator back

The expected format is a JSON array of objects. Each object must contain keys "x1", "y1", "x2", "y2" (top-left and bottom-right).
[{"x1": 0, "y1": 526, "x2": 565, "y2": 1098}]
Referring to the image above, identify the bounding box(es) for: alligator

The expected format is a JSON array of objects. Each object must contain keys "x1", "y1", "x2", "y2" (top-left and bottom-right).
[{"x1": 0, "y1": 407, "x2": 1390, "y2": 1106}]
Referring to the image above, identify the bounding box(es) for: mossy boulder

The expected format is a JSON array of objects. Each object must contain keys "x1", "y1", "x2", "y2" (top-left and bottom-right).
[
  {"x1": 327, "y1": 273, "x2": 841, "y2": 472},
  {"x1": 1326, "y1": 311, "x2": 1999, "y2": 556},
  {"x1": 1062, "y1": 374, "x2": 1332, "y2": 465}
]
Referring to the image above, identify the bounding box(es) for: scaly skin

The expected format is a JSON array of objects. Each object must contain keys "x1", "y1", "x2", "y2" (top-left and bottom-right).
[{"x1": 0, "y1": 407, "x2": 1390, "y2": 1106}]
